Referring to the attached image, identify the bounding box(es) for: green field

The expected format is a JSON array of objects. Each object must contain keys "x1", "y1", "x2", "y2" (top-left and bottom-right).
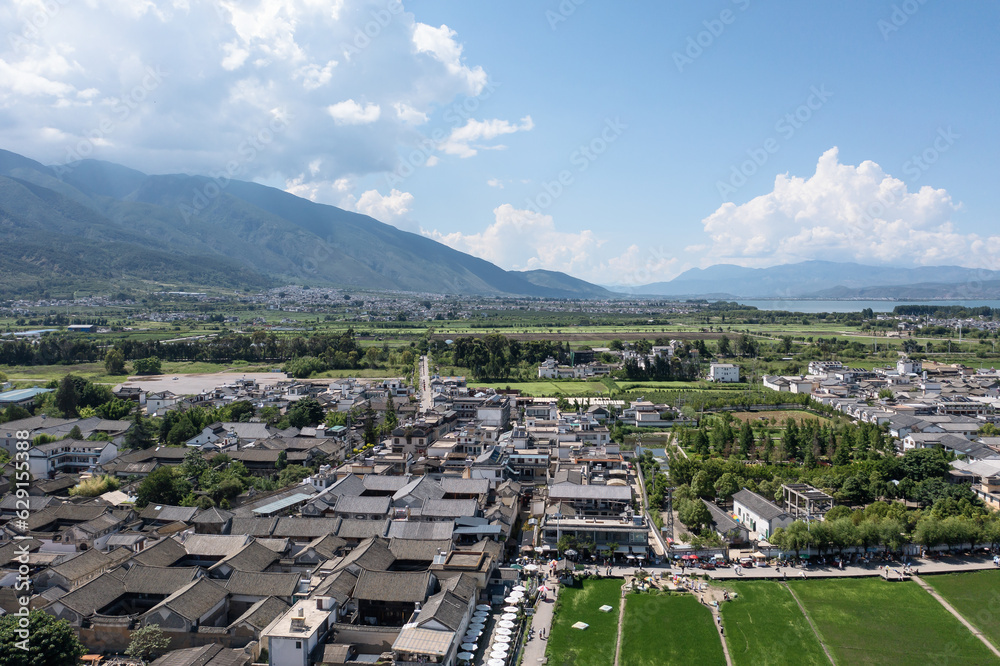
[
  {"x1": 546, "y1": 578, "x2": 622, "y2": 666},
  {"x1": 619, "y1": 593, "x2": 726, "y2": 666},
  {"x1": 720, "y1": 581, "x2": 829, "y2": 666},
  {"x1": 791, "y1": 578, "x2": 996, "y2": 665},
  {"x1": 925, "y1": 571, "x2": 1000, "y2": 649},
  {"x1": 481, "y1": 381, "x2": 609, "y2": 396}
]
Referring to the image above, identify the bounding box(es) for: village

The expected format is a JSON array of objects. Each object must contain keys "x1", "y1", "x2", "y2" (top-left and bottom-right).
[{"x1": 3, "y1": 331, "x2": 1000, "y2": 665}]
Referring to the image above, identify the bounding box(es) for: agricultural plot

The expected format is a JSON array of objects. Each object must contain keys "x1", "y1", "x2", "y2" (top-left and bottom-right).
[
  {"x1": 619, "y1": 593, "x2": 726, "y2": 666},
  {"x1": 924, "y1": 571, "x2": 1000, "y2": 649},
  {"x1": 790, "y1": 578, "x2": 996, "y2": 665},
  {"x1": 481, "y1": 381, "x2": 609, "y2": 396},
  {"x1": 545, "y1": 578, "x2": 622, "y2": 666},
  {"x1": 719, "y1": 581, "x2": 829, "y2": 666}
]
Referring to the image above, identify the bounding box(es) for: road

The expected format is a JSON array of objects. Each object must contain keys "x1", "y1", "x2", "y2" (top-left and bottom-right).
[{"x1": 419, "y1": 354, "x2": 432, "y2": 412}]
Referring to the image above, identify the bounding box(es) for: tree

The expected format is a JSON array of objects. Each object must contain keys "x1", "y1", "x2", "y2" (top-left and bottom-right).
[
  {"x1": 136, "y1": 467, "x2": 191, "y2": 507},
  {"x1": 716, "y1": 335, "x2": 732, "y2": 357},
  {"x1": 55, "y1": 375, "x2": 78, "y2": 417},
  {"x1": 67, "y1": 425, "x2": 83, "y2": 440},
  {"x1": 713, "y1": 472, "x2": 740, "y2": 502},
  {"x1": 278, "y1": 464, "x2": 310, "y2": 487},
  {"x1": 276, "y1": 450, "x2": 288, "y2": 471},
  {"x1": 133, "y1": 356, "x2": 162, "y2": 375},
  {"x1": 96, "y1": 398, "x2": 134, "y2": 420},
  {"x1": 0, "y1": 609, "x2": 85, "y2": 666},
  {"x1": 104, "y1": 347, "x2": 126, "y2": 375},
  {"x1": 677, "y1": 498, "x2": 712, "y2": 532},
  {"x1": 126, "y1": 624, "x2": 170, "y2": 661},
  {"x1": 738, "y1": 421, "x2": 754, "y2": 459},
  {"x1": 287, "y1": 397, "x2": 325, "y2": 428},
  {"x1": 125, "y1": 410, "x2": 155, "y2": 449}
]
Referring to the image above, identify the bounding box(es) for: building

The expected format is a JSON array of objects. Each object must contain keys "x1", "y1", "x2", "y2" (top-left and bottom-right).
[
  {"x1": 732, "y1": 489, "x2": 792, "y2": 539},
  {"x1": 28, "y1": 438, "x2": 119, "y2": 478},
  {"x1": 0, "y1": 387, "x2": 53, "y2": 409},
  {"x1": 261, "y1": 599, "x2": 333, "y2": 666},
  {"x1": 708, "y1": 363, "x2": 740, "y2": 383},
  {"x1": 781, "y1": 484, "x2": 834, "y2": 520}
]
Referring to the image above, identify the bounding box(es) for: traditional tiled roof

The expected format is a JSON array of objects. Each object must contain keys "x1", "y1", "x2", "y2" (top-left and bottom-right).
[
  {"x1": 353, "y1": 569, "x2": 431, "y2": 603},
  {"x1": 224, "y1": 570, "x2": 300, "y2": 598}
]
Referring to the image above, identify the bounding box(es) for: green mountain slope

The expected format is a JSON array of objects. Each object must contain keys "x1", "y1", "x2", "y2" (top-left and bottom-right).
[{"x1": 0, "y1": 149, "x2": 613, "y2": 298}]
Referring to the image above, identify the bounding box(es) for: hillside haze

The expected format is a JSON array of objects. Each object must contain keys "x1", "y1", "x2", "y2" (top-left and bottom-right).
[{"x1": 0, "y1": 149, "x2": 615, "y2": 298}]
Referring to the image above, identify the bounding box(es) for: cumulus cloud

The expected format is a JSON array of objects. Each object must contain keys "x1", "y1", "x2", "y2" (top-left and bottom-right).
[
  {"x1": 412, "y1": 22, "x2": 487, "y2": 95},
  {"x1": 701, "y1": 147, "x2": 998, "y2": 268},
  {"x1": 439, "y1": 116, "x2": 534, "y2": 158},
  {"x1": 424, "y1": 204, "x2": 601, "y2": 274},
  {"x1": 327, "y1": 99, "x2": 381, "y2": 125},
  {"x1": 0, "y1": 0, "x2": 507, "y2": 212},
  {"x1": 392, "y1": 101, "x2": 427, "y2": 125}
]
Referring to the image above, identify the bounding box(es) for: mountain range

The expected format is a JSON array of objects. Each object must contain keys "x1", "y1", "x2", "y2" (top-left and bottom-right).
[
  {"x1": 0, "y1": 149, "x2": 614, "y2": 299},
  {"x1": 614, "y1": 261, "x2": 1000, "y2": 300},
  {"x1": 2, "y1": 148, "x2": 997, "y2": 302}
]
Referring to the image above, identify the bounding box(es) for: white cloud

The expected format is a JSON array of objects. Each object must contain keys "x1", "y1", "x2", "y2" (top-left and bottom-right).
[
  {"x1": 486, "y1": 178, "x2": 503, "y2": 189},
  {"x1": 412, "y1": 22, "x2": 487, "y2": 95},
  {"x1": 0, "y1": 0, "x2": 502, "y2": 191},
  {"x1": 393, "y1": 101, "x2": 428, "y2": 125},
  {"x1": 353, "y1": 188, "x2": 414, "y2": 223},
  {"x1": 439, "y1": 116, "x2": 534, "y2": 158},
  {"x1": 295, "y1": 60, "x2": 337, "y2": 90},
  {"x1": 700, "y1": 147, "x2": 998, "y2": 268},
  {"x1": 327, "y1": 99, "x2": 381, "y2": 125},
  {"x1": 424, "y1": 204, "x2": 602, "y2": 275}
]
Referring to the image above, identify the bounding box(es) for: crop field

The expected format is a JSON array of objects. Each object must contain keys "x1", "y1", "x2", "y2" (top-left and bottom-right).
[
  {"x1": 546, "y1": 578, "x2": 622, "y2": 666},
  {"x1": 790, "y1": 578, "x2": 996, "y2": 665},
  {"x1": 719, "y1": 581, "x2": 829, "y2": 666},
  {"x1": 619, "y1": 593, "x2": 726, "y2": 666},
  {"x1": 924, "y1": 571, "x2": 1000, "y2": 649}
]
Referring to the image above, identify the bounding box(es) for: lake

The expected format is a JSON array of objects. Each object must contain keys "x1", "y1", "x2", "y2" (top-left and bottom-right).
[{"x1": 734, "y1": 299, "x2": 1000, "y2": 314}]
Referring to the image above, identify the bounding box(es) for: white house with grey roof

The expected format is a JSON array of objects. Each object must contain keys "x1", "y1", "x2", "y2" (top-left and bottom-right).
[{"x1": 732, "y1": 489, "x2": 792, "y2": 539}]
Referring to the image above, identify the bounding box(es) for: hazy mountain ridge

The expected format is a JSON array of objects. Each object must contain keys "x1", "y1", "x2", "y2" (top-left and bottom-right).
[{"x1": 621, "y1": 261, "x2": 1000, "y2": 299}]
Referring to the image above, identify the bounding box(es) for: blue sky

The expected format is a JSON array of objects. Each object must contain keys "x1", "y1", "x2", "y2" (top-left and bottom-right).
[{"x1": 2, "y1": 0, "x2": 998, "y2": 285}]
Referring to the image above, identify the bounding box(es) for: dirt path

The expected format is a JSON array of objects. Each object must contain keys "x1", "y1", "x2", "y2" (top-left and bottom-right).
[
  {"x1": 913, "y1": 575, "x2": 1000, "y2": 659},
  {"x1": 782, "y1": 582, "x2": 836, "y2": 665},
  {"x1": 613, "y1": 592, "x2": 626, "y2": 666}
]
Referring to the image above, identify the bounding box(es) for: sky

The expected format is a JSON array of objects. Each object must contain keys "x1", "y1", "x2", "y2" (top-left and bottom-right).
[{"x1": 2, "y1": 0, "x2": 999, "y2": 286}]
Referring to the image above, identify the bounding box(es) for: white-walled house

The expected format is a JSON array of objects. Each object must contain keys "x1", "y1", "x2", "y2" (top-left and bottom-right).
[
  {"x1": 708, "y1": 363, "x2": 740, "y2": 383},
  {"x1": 732, "y1": 489, "x2": 792, "y2": 539}
]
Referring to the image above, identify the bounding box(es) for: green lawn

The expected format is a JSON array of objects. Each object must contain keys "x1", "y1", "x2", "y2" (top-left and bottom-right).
[
  {"x1": 546, "y1": 578, "x2": 622, "y2": 666},
  {"x1": 619, "y1": 593, "x2": 726, "y2": 666},
  {"x1": 720, "y1": 581, "x2": 828, "y2": 666},
  {"x1": 925, "y1": 571, "x2": 1000, "y2": 649},
  {"x1": 791, "y1": 578, "x2": 996, "y2": 665},
  {"x1": 481, "y1": 381, "x2": 608, "y2": 397}
]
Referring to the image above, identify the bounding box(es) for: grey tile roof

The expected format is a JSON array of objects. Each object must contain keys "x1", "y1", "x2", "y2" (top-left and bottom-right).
[
  {"x1": 362, "y1": 474, "x2": 410, "y2": 492},
  {"x1": 224, "y1": 571, "x2": 300, "y2": 598},
  {"x1": 228, "y1": 517, "x2": 278, "y2": 537},
  {"x1": 353, "y1": 569, "x2": 431, "y2": 603},
  {"x1": 209, "y1": 540, "x2": 279, "y2": 573},
  {"x1": 273, "y1": 517, "x2": 342, "y2": 539},
  {"x1": 227, "y1": 596, "x2": 289, "y2": 632},
  {"x1": 132, "y1": 538, "x2": 188, "y2": 567},
  {"x1": 415, "y1": 589, "x2": 467, "y2": 631},
  {"x1": 45, "y1": 548, "x2": 111, "y2": 583},
  {"x1": 732, "y1": 489, "x2": 788, "y2": 521},
  {"x1": 123, "y1": 565, "x2": 201, "y2": 594},
  {"x1": 389, "y1": 538, "x2": 452, "y2": 562},
  {"x1": 386, "y1": 520, "x2": 455, "y2": 541},
  {"x1": 146, "y1": 577, "x2": 228, "y2": 622},
  {"x1": 181, "y1": 534, "x2": 251, "y2": 557},
  {"x1": 150, "y1": 644, "x2": 252, "y2": 666},
  {"x1": 333, "y1": 495, "x2": 391, "y2": 516},
  {"x1": 548, "y1": 482, "x2": 632, "y2": 502},
  {"x1": 420, "y1": 499, "x2": 478, "y2": 519},
  {"x1": 336, "y1": 518, "x2": 389, "y2": 540}
]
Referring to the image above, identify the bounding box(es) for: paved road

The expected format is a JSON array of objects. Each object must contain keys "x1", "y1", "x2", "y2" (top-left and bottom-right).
[
  {"x1": 519, "y1": 577, "x2": 559, "y2": 665},
  {"x1": 419, "y1": 355, "x2": 432, "y2": 412}
]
